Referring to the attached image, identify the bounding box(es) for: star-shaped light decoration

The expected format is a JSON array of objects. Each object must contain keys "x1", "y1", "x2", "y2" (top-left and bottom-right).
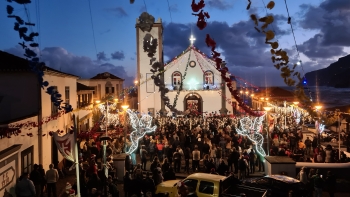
[
  {"x1": 126, "y1": 109, "x2": 157, "y2": 154},
  {"x1": 236, "y1": 114, "x2": 266, "y2": 156}
]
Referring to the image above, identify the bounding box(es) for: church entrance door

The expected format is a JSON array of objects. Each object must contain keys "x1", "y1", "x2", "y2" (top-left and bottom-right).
[{"x1": 184, "y1": 93, "x2": 202, "y2": 113}]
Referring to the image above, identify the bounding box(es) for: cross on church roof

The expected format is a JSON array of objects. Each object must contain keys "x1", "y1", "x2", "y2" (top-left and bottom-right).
[{"x1": 189, "y1": 35, "x2": 196, "y2": 45}]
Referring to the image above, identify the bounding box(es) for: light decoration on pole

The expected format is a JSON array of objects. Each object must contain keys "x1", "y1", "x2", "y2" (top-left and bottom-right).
[
  {"x1": 98, "y1": 103, "x2": 119, "y2": 129},
  {"x1": 236, "y1": 114, "x2": 266, "y2": 157},
  {"x1": 126, "y1": 109, "x2": 157, "y2": 154}
]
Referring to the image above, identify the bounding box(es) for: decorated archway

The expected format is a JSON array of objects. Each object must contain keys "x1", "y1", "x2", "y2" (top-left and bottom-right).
[{"x1": 183, "y1": 92, "x2": 203, "y2": 113}]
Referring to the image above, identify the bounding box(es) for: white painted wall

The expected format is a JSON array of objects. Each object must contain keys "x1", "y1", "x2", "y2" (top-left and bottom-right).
[
  {"x1": 136, "y1": 20, "x2": 237, "y2": 115},
  {"x1": 137, "y1": 19, "x2": 163, "y2": 114},
  {"x1": 78, "y1": 78, "x2": 124, "y2": 100},
  {"x1": 0, "y1": 116, "x2": 39, "y2": 197},
  {"x1": 40, "y1": 73, "x2": 78, "y2": 170}
]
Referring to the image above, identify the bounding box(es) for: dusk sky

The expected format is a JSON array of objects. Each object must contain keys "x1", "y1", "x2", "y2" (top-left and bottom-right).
[{"x1": 1, "y1": 0, "x2": 349, "y2": 87}]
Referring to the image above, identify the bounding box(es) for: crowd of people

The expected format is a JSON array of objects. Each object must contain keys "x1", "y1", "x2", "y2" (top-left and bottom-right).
[
  {"x1": 296, "y1": 167, "x2": 337, "y2": 197},
  {"x1": 15, "y1": 113, "x2": 347, "y2": 197},
  {"x1": 15, "y1": 164, "x2": 60, "y2": 197},
  {"x1": 76, "y1": 112, "x2": 350, "y2": 196}
]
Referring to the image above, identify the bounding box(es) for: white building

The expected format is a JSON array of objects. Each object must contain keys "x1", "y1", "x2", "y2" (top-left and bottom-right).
[
  {"x1": 136, "y1": 19, "x2": 237, "y2": 115},
  {"x1": 0, "y1": 51, "x2": 79, "y2": 196},
  {"x1": 78, "y1": 72, "x2": 124, "y2": 102}
]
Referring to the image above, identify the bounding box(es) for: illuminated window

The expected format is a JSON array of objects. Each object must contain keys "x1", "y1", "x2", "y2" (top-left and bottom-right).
[
  {"x1": 172, "y1": 71, "x2": 182, "y2": 85},
  {"x1": 204, "y1": 71, "x2": 214, "y2": 85}
]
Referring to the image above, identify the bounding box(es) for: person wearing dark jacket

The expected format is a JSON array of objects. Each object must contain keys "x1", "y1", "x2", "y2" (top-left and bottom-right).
[
  {"x1": 16, "y1": 172, "x2": 36, "y2": 197},
  {"x1": 30, "y1": 164, "x2": 42, "y2": 197},
  {"x1": 217, "y1": 159, "x2": 228, "y2": 175},
  {"x1": 325, "y1": 171, "x2": 336, "y2": 197},
  {"x1": 142, "y1": 172, "x2": 155, "y2": 196},
  {"x1": 163, "y1": 167, "x2": 176, "y2": 181},
  {"x1": 107, "y1": 176, "x2": 119, "y2": 197},
  {"x1": 130, "y1": 174, "x2": 143, "y2": 197},
  {"x1": 123, "y1": 172, "x2": 132, "y2": 197}
]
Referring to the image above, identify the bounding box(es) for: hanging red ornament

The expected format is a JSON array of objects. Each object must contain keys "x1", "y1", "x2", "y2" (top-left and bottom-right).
[{"x1": 191, "y1": 0, "x2": 205, "y2": 12}]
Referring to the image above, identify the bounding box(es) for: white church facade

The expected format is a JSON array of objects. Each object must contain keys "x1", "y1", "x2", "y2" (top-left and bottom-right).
[{"x1": 136, "y1": 18, "x2": 237, "y2": 116}]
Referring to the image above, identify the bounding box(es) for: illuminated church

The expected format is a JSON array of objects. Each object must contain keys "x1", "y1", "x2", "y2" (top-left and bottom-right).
[{"x1": 136, "y1": 18, "x2": 237, "y2": 116}]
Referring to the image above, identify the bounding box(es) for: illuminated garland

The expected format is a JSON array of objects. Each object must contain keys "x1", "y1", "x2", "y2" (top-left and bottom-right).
[
  {"x1": 171, "y1": 49, "x2": 192, "y2": 109},
  {"x1": 193, "y1": 48, "x2": 235, "y2": 108},
  {"x1": 97, "y1": 103, "x2": 120, "y2": 129},
  {"x1": 126, "y1": 109, "x2": 157, "y2": 154},
  {"x1": 236, "y1": 115, "x2": 267, "y2": 156}
]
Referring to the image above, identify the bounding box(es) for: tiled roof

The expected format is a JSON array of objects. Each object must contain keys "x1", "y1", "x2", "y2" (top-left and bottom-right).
[
  {"x1": 0, "y1": 50, "x2": 79, "y2": 78},
  {"x1": 90, "y1": 72, "x2": 124, "y2": 80},
  {"x1": 77, "y1": 82, "x2": 95, "y2": 91}
]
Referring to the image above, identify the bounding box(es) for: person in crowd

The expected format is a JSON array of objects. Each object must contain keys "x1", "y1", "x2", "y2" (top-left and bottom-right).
[
  {"x1": 30, "y1": 164, "x2": 42, "y2": 197},
  {"x1": 38, "y1": 164, "x2": 46, "y2": 197},
  {"x1": 125, "y1": 155, "x2": 132, "y2": 172},
  {"x1": 107, "y1": 176, "x2": 119, "y2": 197},
  {"x1": 123, "y1": 172, "x2": 132, "y2": 197},
  {"x1": 161, "y1": 158, "x2": 170, "y2": 173},
  {"x1": 149, "y1": 140, "x2": 156, "y2": 162},
  {"x1": 142, "y1": 172, "x2": 155, "y2": 196},
  {"x1": 45, "y1": 164, "x2": 59, "y2": 197},
  {"x1": 184, "y1": 147, "x2": 191, "y2": 174},
  {"x1": 163, "y1": 167, "x2": 176, "y2": 181},
  {"x1": 192, "y1": 146, "x2": 201, "y2": 172},
  {"x1": 173, "y1": 148, "x2": 182, "y2": 173},
  {"x1": 310, "y1": 169, "x2": 324, "y2": 197},
  {"x1": 130, "y1": 174, "x2": 143, "y2": 197},
  {"x1": 325, "y1": 171, "x2": 336, "y2": 197},
  {"x1": 248, "y1": 149, "x2": 256, "y2": 174},
  {"x1": 297, "y1": 167, "x2": 308, "y2": 185},
  {"x1": 133, "y1": 164, "x2": 143, "y2": 179},
  {"x1": 16, "y1": 172, "x2": 36, "y2": 197},
  {"x1": 217, "y1": 159, "x2": 228, "y2": 175},
  {"x1": 157, "y1": 141, "x2": 164, "y2": 161},
  {"x1": 150, "y1": 156, "x2": 160, "y2": 173},
  {"x1": 140, "y1": 145, "x2": 148, "y2": 170},
  {"x1": 87, "y1": 173, "x2": 102, "y2": 195},
  {"x1": 238, "y1": 156, "x2": 247, "y2": 180},
  {"x1": 152, "y1": 166, "x2": 163, "y2": 186}
]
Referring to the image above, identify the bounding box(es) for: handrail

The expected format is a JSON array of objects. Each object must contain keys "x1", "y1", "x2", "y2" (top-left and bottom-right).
[{"x1": 296, "y1": 162, "x2": 350, "y2": 168}]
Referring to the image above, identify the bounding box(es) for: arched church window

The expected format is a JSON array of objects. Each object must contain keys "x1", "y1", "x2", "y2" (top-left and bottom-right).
[
  {"x1": 172, "y1": 71, "x2": 182, "y2": 86},
  {"x1": 204, "y1": 70, "x2": 214, "y2": 85}
]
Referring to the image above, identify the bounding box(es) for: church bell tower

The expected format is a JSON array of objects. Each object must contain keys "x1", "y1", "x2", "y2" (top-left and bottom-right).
[{"x1": 136, "y1": 15, "x2": 164, "y2": 114}]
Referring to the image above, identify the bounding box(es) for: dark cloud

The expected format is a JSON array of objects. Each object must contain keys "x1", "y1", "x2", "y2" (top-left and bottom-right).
[
  {"x1": 298, "y1": 34, "x2": 346, "y2": 60},
  {"x1": 109, "y1": 7, "x2": 128, "y2": 17},
  {"x1": 206, "y1": 0, "x2": 234, "y2": 10},
  {"x1": 298, "y1": 0, "x2": 350, "y2": 59},
  {"x1": 96, "y1": 51, "x2": 109, "y2": 61},
  {"x1": 4, "y1": 46, "x2": 134, "y2": 85},
  {"x1": 111, "y1": 51, "x2": 125, "y2": 60},
  {"x1": 162, "y1": 15, "x2": 292, "y2": 86}
]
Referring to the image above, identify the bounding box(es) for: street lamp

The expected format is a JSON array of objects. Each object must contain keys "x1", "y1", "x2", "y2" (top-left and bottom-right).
[
  {"x1": 315, "y1": 104, "x2": 322, "y2": 146},
  {"x1": 293, "y1": 101, "x2": 299, "y2": 105},
  {"x1": 121, "y1": 105, "x2": 129, "y2": 152},
  {"x1": 263, "y1": 106, "x2": 272, "y2": 156}
]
